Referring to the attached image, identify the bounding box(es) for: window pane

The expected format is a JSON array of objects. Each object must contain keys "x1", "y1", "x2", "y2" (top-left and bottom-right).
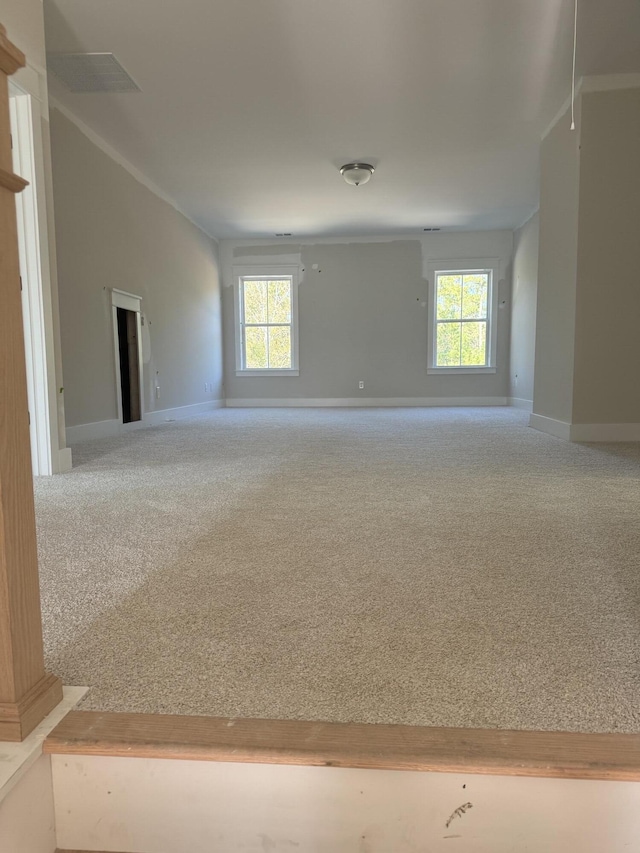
[
  {"x1": 437, "y1": 322, "x2": 461, "y2": 366},
  {"x1": 436, "y1": 275, "x2": 462, "y2": 320},
  {"x1": 245, "y1": 326, "x2": 268, "y2": 368},
  {"x1": 461, "y1": 321, "x2": 487, "y2": 365},
  {"x1": 243, "y1": 280, "x2": 267, "y2": 324},
  {"x1": 267, "y1": 280, "x2": 291, "y2": 324},
  {"x1": 461, "y1": 274, "x2": 488, "y2": 319},
  {"x1": 268, "y1": 326, "x2": 291, "y2": 368}
]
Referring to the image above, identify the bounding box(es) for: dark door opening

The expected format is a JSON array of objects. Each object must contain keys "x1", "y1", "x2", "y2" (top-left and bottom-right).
[{"x1": 116, "y1": 307, "x2": 141, "y2": 423}]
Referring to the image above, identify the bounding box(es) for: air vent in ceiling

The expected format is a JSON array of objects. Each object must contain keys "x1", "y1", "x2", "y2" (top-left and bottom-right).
[
  {"x1": 423, "y1": 227, "x2": 441, "y2": 232},
  {"x1": 275, "y1": 233, "x2": 293, "y2": 237},
  {"x1": 47, "y1": 53, "x2": 140, "y2": 93}
]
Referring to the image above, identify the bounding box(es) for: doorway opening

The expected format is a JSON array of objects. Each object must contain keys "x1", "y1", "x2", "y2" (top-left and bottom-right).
[
  {"x1": 111, "y1": 289, "x2": 143, "y2": 427},
  {"x1": 116, "y1": 307, "x2": 141, "y2": 423}
]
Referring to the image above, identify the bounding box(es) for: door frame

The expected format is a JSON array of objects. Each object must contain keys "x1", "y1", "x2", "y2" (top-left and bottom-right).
[
  {"x1": 9, "y1": 84, "x2": 64, "y2": 474},
  {"x1": 111, "y1": 289, "x2": 144, "y2": 428}
]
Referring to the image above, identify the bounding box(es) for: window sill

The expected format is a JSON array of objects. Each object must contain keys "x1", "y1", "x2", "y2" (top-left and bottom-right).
[
  {"x1": 427, "y1": 367, "x2": 496, "y2": 375},
  {"x1": 236, "y1": 369, "x2": 299, "y2": 377}
]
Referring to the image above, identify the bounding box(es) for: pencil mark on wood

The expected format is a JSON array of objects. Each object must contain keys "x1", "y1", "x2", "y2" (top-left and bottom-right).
[{"x1": 445, "y1": 802, "x2": 473, "y2": 829}]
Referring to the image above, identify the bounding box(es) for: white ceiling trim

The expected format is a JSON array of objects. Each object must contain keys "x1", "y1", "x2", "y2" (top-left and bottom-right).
[
  {"x1": 12, "y1": 58, "x2": 49, "y2": 106},
  {"x1": 49, "y1": 97, "x2": 217, "y2": 241},
  {"x1": 540, "y1": 83, "x2": 581, "y2": 143},
  {"x1": 542, "y1": 71, "x2": 640, "y2": 142},
  {"x1": 515, "y1": 207, "x2": 540, "y2": 232}
]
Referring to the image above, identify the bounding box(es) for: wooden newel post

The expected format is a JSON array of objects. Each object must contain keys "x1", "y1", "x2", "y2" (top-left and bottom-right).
[{"x1": 0, "y1": 24, "x2": 62, "y2": 741}]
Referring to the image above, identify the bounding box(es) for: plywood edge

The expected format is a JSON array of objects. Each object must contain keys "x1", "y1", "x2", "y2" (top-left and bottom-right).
[{"x1": 43, "y1": 711, "x2": 640, "y2": 781}]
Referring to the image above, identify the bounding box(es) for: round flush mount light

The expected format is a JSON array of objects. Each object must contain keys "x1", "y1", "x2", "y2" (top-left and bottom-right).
[{"x1": 340, "y1": 163, "x2": 375, "y2": 187}]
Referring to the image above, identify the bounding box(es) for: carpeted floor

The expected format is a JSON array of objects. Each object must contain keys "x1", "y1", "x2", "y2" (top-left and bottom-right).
[{"x1": 34, "y1": 407, "x2": 640, "y2": 732}]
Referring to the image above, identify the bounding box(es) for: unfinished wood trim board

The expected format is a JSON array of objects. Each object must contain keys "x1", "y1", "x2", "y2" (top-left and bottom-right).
[
  {"x1": 0, "y1": 21, "x2": 62, "y2": 742},
  {"x1": 44, "y1": 711, "x2": 640, "y2": 782},
  {"x1": 0, "y1": 165, "x2": 27, "y2": 193},
  {"x1": 0, "y1": 25, "x2": 24, "y2": 75},
  {"x1": 0, "y1": 673, "x2": 63, "y2": 743}
]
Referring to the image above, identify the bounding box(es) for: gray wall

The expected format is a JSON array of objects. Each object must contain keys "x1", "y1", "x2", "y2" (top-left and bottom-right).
[
  {"x1": 50, "y1": 110, "x2": 223, "y2": 428},
  {"x1": 509, "y1": 213, "x2": 539, "y2": 404},
  {"x1": 220, "y1": 232, "x2": 513, "y2": 402},
  {"x1": 532, "y1": 102, "x2": 580, "y2": 424},
  {"x1": 534, "y1": 88, "x2": 640, "y2": 430},
  {"x1": 1, "y1": 0, "x2": 47, "y2": 67},
  {"x1": 572, "y1": 88, "x2": 640, "y2": 425}
]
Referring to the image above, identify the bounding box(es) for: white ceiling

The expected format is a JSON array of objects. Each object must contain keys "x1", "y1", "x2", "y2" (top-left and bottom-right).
[{"x1": 44, "y1": 0, "x2": 640, "y2": 239}]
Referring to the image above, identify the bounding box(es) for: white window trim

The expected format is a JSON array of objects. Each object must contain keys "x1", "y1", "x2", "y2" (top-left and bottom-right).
[
  {"x1": 426, "y1": 257, "x2": 500, "y2": 374},
  {"x1": 233, "y1": 265, "x2": 300, "y2": 376}
]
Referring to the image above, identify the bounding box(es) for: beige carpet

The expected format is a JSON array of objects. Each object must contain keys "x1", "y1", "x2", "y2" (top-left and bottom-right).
[{"x1": 34, "y1": 407, "x2": 640, "y2": 731}]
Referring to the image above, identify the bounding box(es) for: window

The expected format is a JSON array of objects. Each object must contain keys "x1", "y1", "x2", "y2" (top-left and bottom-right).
[
  {"x1": 235, "y1": 267, "x2": 299, "y2": 375},
  {"x1": 427, "y1": 260, "x2": 499, "y2": 373}
]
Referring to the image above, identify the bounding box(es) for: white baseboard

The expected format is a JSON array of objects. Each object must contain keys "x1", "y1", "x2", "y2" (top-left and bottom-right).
[
  {"x1": 65, "y1": 419, "x2": 120, "y2": 443},
  {"x1": 529, "y1": 413, "x2": 572, "y2": 441},
  {"x1": 570, "y1": 422, "x2": 640, "y2": 442},
  {"x1": 225, "y1": 396, "x2": 508, "y2": 408},
  {"x1": 508, "y1": 397, "x2": 533, "y2": 412},
  {"x1": 143, "y1": 399, "x2": 224, "y2": 426},
  {"x1": 530, "y1": 413, "x2": 640, "y2": 442},
  {"x1": 65, "y1": 400, "x2": 224, "y2": 444}
]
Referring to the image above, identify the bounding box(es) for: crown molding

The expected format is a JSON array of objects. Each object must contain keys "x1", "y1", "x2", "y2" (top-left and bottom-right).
[
  {"x1": 581, "y1": 72, "x2": 640, "y2": 93},
  {"x1": 515, "y1": 207, "x2": 540, "y2": 232}
]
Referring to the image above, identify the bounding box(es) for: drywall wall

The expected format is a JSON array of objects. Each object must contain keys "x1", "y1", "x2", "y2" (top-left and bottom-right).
[
  {"x1": 50, "y1": 109, "x2": 223, "y2": 429},
  {"x1": 509, "y1": 213, "x2": 539, "y2": 406},
  {"x1": 0, "y1": 0, "x2": 47, "y2": 70},
  {"x1": 532, "y1": 85, "x2": 640, "y2": 438},
  {"x1": 532, "y1": 102, "x2": 580, "y2": 425},
  {"x1": 572, "y1": 87, "x2": 640, "y2": 425},
  {"x1": 220, "y1": 231, "x2": 512, "y2": 403},
  {"x1": 0, "y1": 755, "x2": 56, "y2": 853},
  {"x1": 40, "y1": 109, "x2": 71, "y2": 465},
  {"x1": 54, "y1": 753, "x2": 640, "y2": 853}
]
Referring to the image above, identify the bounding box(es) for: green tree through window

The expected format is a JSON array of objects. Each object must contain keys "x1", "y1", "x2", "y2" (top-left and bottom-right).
[
  {"x1": 435, "y1": 272, "x2": 489, "y2": 367},
  {"x1": 242, "y1": 278, "x2": 293, "y2": 369}
]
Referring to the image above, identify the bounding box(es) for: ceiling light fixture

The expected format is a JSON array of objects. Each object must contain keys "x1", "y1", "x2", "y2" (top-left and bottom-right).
[{"x1": 340, "y1": 163, "x2": 375, "y2": 187}]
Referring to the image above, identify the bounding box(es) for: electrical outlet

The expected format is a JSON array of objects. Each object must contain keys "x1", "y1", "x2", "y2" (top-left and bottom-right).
[
  {"x1": 359, "y1": 381, "x2": 364, "y2": 390},
  {"x1": 155, "y1": 386, "x2": 160, "y2": 400},
  {"x1": 204, "y1": 382, "x2": 208, "y2": 392}
]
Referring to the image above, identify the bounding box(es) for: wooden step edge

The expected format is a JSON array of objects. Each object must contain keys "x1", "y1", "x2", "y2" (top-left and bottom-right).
[{"x1": 43, "y1": 710, "x2": 640, "y2": 782}]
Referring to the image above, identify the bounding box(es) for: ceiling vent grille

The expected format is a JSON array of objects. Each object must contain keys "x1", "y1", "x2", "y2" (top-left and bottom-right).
[{"x1": 47, "y1": 53, "x2": 140, "y2": 93}]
